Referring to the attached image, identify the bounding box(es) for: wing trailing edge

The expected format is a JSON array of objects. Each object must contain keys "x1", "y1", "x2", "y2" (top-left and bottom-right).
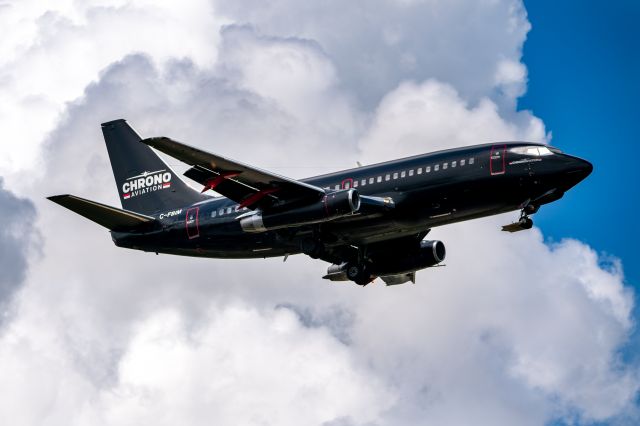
[{"x1": 48, "y1": 194, "x2": 157, "y2": 231}]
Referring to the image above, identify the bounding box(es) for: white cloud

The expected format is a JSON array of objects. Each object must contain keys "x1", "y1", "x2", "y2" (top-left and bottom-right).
[
  {"x1": 0, "y1": 303, "x2": 393, "y2": 425},
  {"x1": 358, "y1": 79, "x2": 547, "y2": 163},
  {"x1": 0, "y1": 179, "x2": 38, "y2": 318},
  {"x1": 0, "y1": 1, "x2": 638, "y2": 425},
  {"x1": 0, "y1": 0, "x2": 225, "y2": 174}
]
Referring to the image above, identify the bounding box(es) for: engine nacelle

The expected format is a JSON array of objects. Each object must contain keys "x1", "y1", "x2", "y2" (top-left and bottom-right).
[
  {"x1": 240, "y1": 189, "x2": 360, "y2": 233},
  {"x1": 369, "y1": 240, "x2": 446, "y2": 276}
]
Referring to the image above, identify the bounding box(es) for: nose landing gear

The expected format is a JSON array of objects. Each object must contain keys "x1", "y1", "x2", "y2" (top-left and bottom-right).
[{"x1": 502, "y1": 209, "x2": 534, "y2": 233}]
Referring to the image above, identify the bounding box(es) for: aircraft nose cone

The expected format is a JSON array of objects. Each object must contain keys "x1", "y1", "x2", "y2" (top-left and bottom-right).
[
  {"x1": 561, "y1": 154, "x2": 593, "y2": 189},
  {"x1": 570, "y1": 156, "x2": 593, "y2": 178}
]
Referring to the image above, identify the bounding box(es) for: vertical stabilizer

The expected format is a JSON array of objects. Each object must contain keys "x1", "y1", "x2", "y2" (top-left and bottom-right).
[{"x1": 101, "y1": 119, "x2": 207, "y2": 214}]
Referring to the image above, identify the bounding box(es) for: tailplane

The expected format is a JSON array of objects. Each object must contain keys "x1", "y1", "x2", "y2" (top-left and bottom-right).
[
  {"x1": 48, "y1": 194, "x2": 156, "y2": 231},
  {"x1": 101, "y1": 119, "x2": 207, "y2": 214}
]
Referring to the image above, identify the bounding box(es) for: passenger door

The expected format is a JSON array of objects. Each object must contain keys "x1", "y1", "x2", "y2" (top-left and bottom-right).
[
  {"x1": 185, "y1": 207, "x2": 200, "y2": 239},
  {"x1": 490, "y1": 145, "x2": 506, "y2": 176}
]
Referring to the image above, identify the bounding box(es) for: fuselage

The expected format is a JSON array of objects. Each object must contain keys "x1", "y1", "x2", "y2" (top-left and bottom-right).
[{"x1": 112, "y1": 142, "x2": 592, "y2": 258}]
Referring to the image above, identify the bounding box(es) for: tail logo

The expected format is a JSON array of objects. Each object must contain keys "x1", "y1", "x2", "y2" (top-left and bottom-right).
[{"x1": 122, "y1": 169, "x2": 172, "y2": 200}]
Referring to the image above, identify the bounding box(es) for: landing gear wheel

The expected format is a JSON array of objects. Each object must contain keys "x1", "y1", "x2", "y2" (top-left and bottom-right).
[
  {"x1": 520, "y1": 217, "x2": 533, "y2": 229},
  {"x1": 346, "y1": 263, "x2": 372, "y2": 286}
]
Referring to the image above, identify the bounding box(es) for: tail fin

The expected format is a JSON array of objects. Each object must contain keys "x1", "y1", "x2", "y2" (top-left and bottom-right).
[{"x1": 101, "y1": 119, "x2": 207, "y2": 214}]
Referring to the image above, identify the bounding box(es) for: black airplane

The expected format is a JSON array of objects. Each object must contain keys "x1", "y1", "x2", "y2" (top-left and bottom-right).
[{"x1": 49, "y1": 119, "x2": 592, "y2": 285}]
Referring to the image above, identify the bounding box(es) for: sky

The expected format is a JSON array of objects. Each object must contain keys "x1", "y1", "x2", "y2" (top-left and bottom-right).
[
  {"x1": 0, "y1": 1, "x2": 638, "y2": 425},
  {"x1": 521, "y1": 0, "x2": 640, "y2": 288}
]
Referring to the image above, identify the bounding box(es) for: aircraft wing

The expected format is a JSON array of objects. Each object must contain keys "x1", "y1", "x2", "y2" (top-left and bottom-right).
[{"x1": 142, "y1": 137, "x2": 326, "y2": 210}]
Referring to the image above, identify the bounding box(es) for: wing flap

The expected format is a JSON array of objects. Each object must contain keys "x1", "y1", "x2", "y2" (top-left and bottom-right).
[
  {"x1": 48, "y1": 194, "x2": 156, "y2": 231},
  {"x1": 142, "y1": 137, "x2": 325, "y2": 209}
]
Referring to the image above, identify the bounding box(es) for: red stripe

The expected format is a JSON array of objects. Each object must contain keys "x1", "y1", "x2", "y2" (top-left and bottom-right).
[
  {"x1": 201, "y1": 171, "x2": 241, "y2": 193},
  {"x1": 239, "y1": 188, "x2": 279, "y2": 209}
]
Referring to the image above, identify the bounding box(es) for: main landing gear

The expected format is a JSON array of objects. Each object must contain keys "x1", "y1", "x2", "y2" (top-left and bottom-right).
[{"x1": 345, "y1": 262, "x2": 373, "y2": 286}]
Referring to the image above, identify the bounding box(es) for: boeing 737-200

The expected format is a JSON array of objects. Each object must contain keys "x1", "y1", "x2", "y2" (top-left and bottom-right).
[{"x1": 49, "y1": 119, "x2": 592, "y2": 285}]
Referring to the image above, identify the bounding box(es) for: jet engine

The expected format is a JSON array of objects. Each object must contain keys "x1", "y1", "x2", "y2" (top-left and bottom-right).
[
  {"x1": 368, "y1": 240, "x2": 446, "y2": 276},
  {"x1": 240, "y1": 189, "x2": 360, "y2": 232},
  {"x1": 323, "y1": 240, "x2": 446, "y2": 284}
]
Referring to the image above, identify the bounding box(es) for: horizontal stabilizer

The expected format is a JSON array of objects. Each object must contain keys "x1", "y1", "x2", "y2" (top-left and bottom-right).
[{"x1": 48, "y1": 194, "x2": 156, "y2": 231}]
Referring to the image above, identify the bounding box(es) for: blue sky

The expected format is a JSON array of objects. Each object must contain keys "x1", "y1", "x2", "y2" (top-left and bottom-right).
[{"x1": 521, "y1": 0, "x2": 640, "y2": 287}]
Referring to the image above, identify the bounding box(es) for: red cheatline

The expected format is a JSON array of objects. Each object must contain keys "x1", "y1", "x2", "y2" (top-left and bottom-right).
[
  {"x1": 239, "y1": 188, "x2": 280, "y2": 209},
  {"x1": 123, "y1": 194, "x2": 130, "y2": 199},
  {"x1": 163, "y1": 183, "x2": 171, "y2": 188},
  {"x1": 201, "y1": 171, "x2": 241, "y2": 193}
]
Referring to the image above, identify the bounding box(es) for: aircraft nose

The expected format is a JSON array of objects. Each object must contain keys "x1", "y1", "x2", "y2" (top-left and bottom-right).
[
  {"x1": 568, "y1": 155, "x2": 593, "y2": 177},
  {"x1": 560, "y1": 154, "x2": 593, "y2": 187}
]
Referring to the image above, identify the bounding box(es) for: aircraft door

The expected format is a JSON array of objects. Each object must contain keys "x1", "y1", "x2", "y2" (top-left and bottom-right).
[
  {"x1": 490, "y1": 145, "x2": 506, "y2": 176},
  {"x1": 185, "y1": 207, "x2": 200, "y2": 239}
]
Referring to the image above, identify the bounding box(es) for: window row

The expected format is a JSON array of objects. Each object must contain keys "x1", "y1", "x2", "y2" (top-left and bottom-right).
[
  {"x1": 325, "y1": 157, "x2": 475, "y2": 190},
  {"x1": 211, "y1": 205, "x2": 249, "y2": 218}
]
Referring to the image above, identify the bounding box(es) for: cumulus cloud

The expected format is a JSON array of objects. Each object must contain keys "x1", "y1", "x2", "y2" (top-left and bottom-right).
[
  {"x1": 0, "y1": 0, "x2": 224, "y2": 174},
  {"x1": 213, "y1": 0, "x2": 531, "y2": 108},
  {"x1": 0, "y1": 304, "x2": 393, "y2": 425},
  {"x1": 0, "y1": 178, "x2": 37, "y2": 319},
  {"x1": 0, "y1": 1, "x2": 638, "y2": 425},
  {"x1": 358, "y1": 79, "x2": 547, "y2": 163}
]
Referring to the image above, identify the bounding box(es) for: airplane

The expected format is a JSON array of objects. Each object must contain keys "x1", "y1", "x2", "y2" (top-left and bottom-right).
[{"x1": 48, "y1": 119, "x2": 592, "y2": 286}]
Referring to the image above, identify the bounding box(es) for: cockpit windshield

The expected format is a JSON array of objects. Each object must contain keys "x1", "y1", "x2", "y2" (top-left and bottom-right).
[{"x1": 509, "y1": 146, "x2": 554, "y2": 156}]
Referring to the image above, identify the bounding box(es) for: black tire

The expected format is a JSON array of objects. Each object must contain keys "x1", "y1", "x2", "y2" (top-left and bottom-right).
[
  {"x1": 521, "y1": 217, "x2": 533, "y2": 229},
  {"x1": 346, "y1": 263, "x2": 363, "y2": 281},
  {"x1": 346, "y1": 263, "x2": 372, "y2": 285}
]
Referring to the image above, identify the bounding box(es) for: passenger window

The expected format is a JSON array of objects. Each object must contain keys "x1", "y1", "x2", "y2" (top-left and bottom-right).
[
  {"x1": 353, "y1": 180, "x2": 358, "y2": 188},
  {"x1": 211, "y1": 210, "x2": 217, "y2": 218},
  {"x1": 469, "y1": 157, "x2": 475, "y2": 164},
  {"x1": 385, "y1": 174, "x2": 390, "y2": 181},
  {"x1": 377, "y1": 176, "x2": 382, "y2": 183},
  {"x1": 369, "y1": 177, "x2": 374, "y2": 184},
  {"x1": 227, "y1": 207, "x2": 232, "y2": 214},
  {"x1": 401, "y1": 171, "x2": 406, "y2": 178},
  {"x1": 417, "y1": 168, "x2": 422, "y2": 174},
  {"x1": 219, "y1": 208, "x2": 225, "y2": 215},
  {"x1": 361, "y1": 179, "x2": 366, "y2": 186},
  {"x1": 461, "y1": 159, "x2": 466, "y2": 166},
  {"x1": 393, "y1": 172, "x2": 398, "y2": 179},
  {"x1": 435, "y1": 164, "x2": 440, "y2": 171},
  {"x1": 409, "y1": 170, "x2": 414, "y2": 176},
  {"x1": 426, "y1": 166, "x2": 431, "y2": 173},
  {"x1": 452, "y1": 161, "x2": 457, "y2": 167},
  {"x1": 443, "y1": 163, "x2": 448, "y2": 170}
]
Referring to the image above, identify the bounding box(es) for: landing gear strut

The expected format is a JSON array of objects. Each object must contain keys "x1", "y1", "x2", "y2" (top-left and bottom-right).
[{"x1": 300, "y1": 237, "x2": 324, "y2": 259}]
